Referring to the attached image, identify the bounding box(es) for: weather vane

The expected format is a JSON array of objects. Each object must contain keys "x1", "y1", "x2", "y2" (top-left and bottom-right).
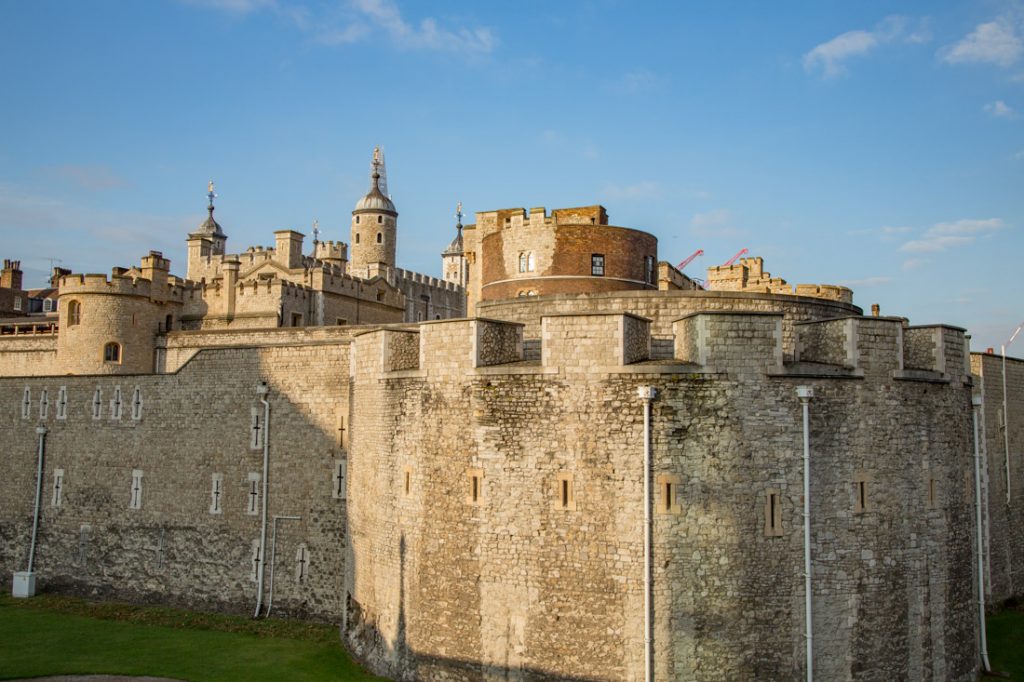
[
  {"x1": 207, "y1": 180, "x2": 217, "y2": 209},
  {"x1": 455, "y1": 201, "x2": 463, "y2": 226},
  {"x1": 312, "y1": 219, "x2": 320, "y2": 244}
]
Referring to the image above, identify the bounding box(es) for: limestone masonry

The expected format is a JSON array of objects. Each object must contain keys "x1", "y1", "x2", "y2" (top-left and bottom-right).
[{"x1": 1, "y1": 149, "x2": 1022, "y2": 681}]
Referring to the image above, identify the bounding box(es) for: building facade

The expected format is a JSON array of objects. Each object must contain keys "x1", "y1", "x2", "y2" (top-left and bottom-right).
[{"x1": 0, "y1": 168, "x2": 1021, "y2": 680}]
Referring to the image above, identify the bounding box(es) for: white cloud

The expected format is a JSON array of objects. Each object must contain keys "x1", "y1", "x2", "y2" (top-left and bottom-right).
[
  {"x1": 847, "y1": 225, "x2": 913, "y2": 242},
  {"x1": 602, "y1": 181, "x2": 660, "y2": 201},
  {"x1": 984, "y1": 100, "x2": 1016, "y2": 118},
  {"x1": 803, "y1": 15, "x2": 926, "y2": 78},
  {"x1": 184, "y1": 0, "x2": 497, "y2": 55},
  {"x1": 689, "y1": 209, "x2": 744, "y2": 238},
  {"x1": 941, "y1": 19, "x2": 1022, "y2": 67},
  {"x1": 902, "y1": 258, "x2": 927, "y2": 270},
  {"x1": 899, "y1": 218, "x2": 1006, "y2": 252}
]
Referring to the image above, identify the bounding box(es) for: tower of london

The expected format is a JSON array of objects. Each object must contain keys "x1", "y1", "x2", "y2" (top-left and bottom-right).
[{"x1": 0, "y1": 148, "x2": 1021, "y2": 681}]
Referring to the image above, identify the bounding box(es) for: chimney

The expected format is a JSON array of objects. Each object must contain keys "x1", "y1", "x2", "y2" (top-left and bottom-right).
[
  {"x1": 871, "y1": 304, "x2": 880, "y2": 317},
  {"x1": 1, "y1": 259, "x2": 23, "y2": 290}
]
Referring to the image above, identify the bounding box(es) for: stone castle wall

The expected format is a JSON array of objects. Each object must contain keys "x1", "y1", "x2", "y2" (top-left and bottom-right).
[
  {"x1": 0, "y1": 339, "x2": 351, "y2": 621},
  {"x1": 0, "y1": 334, "x2": 59, "y2": 376},
  {"x1": 344, "y1": 314, "x2": 978, "y2": 681},
  {"x1": 971, "y1": 352, "x2": 1024, "y2": 606}
]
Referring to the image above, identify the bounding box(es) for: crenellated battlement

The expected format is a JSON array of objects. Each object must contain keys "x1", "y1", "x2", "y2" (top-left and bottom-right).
[
  {"x1": 59, "y1": 272, "x2": 188, "y2": 303},
  {"x1": 706, "y1": 257, "x2": 854, "y2": 304}
]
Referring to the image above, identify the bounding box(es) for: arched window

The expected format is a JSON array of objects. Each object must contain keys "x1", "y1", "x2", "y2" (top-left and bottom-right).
[
  {"x1": 67, "y1": 300, "x2": 81, "y2": 326},
  {"x1": 527, "y1": 252, "x2": 535, "y2": 272},
  {"x1": 103, "y1": 342, "x2": 121, "y2": 364},
  {"x1": 355, "y1": 216, "x2": 360, "y2": 224},
  {"x1": 377, "y1": 215, "x2": 383, "y2": 224},
  {"x1": 518, "y1": 252, "x2": 527, "y2": 273},
  {"x1": 376, "y1": 232, "x2": 382, "y2": 244}
]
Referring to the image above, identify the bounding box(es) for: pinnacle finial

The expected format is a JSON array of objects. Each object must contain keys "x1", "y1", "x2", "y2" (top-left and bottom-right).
[
  {"x1": 207, "y1": 180, "x2": 217, "y2": 214},
  {"x1": 455, "y1": 201, "x2": 463, "y2": 228},
  {"x1": 312, "y1": 219, "x2": 320, "y2": 244}
]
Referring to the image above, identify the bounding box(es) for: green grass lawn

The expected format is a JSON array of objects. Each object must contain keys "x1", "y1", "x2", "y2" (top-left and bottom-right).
[
  {"x1": 0, "y1": 594, "x2": 385, "y2": 681},
  {"x1": 987, "y1": 603, "x2": 1024, "y2": 680}
]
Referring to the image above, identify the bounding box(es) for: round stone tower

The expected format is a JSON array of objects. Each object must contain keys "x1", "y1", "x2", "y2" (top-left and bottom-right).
[{"x1": 350, "y1": 147, "x2": 397, "y2": 279}]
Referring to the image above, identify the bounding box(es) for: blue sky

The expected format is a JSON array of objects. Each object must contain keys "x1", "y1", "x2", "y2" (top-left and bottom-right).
[{"x1": 1, "y1": 0, "x2": 1022, "y2": 351}]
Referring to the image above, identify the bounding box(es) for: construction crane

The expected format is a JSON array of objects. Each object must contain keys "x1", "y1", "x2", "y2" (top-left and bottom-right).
[
  {"x1": 722, "y1": 248, "x2": 748, "y2": 267},
  {"x1": 676, "y1": 249, "x2": 703, "y2": 272}
]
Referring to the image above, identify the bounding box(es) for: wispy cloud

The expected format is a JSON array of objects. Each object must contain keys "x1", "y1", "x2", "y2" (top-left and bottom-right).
[
  {"x1": 984, "y1": 100, "x2": 1016, "y2": 118},
  {"x1": 46, "y1": 164, "x2": 129, "y2": 191},
  {"x1": 899, "y1": 218, "x2": 1007, "y2": 252},
  {"x1": 601, "y1": 181, "x2": 660, "y2": 201},
  {"x1": 940, "y1": 17, "x2": 1022, "y2": 68},
  {"x1": 849, "y1": 225, "x2": 913, "y2": 242},
  {"x1": 803, "y1": 15, "x2": 928, "y2": 79},
  {"x1": 902, "y1": 258, "x2": 927, "y2": 270},
  {"x1": 689, "y1": 209, "x2": 744, "y2": 238},
  {"x1": 183, "y1": 0, "x2": 497, "y2": 55}
]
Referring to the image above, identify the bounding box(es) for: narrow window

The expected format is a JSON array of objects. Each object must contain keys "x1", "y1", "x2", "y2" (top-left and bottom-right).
[
  {"x1": 466, "y1": 468, "x2": 483, "y2": 505},
  {"x1": 165, "y1": 314, "x2": 173, "y2": 331},
  {"x1": 377, "y1": 215, "x2": 382, "y2": 224},
  {"x1": 403, "y1": 466, "x2": 411, "y2": 496},
  {"x1": 103, "y1": 342, "x2": 121, "y2": 364},
  {"x1": 39, "y1": 388, "x2": 49, "y2": 419},
  {"x1": 56, "y1": 386, "x2": 68, "y2": 420},
  {"x1": 52, "y1": 468, "x2": 65, "y2": 508},
  {"x1": 519, "y1": 252, "x2": 527, "y2": 273},
  {"x1": 291, "y1": 312, "x2": 303, "y2": 327},
  {"x1": 21, "y1": 387, "x2": 31, "y2": 419},
  {"x1": 78, "y1": 524, "x2": 91, "y2": 566},
  {"x1": 247, "y1": 472, "x2": 261, "y2": 515},
  {"x1": 853, "y1": 473, "x2": 871, "y2": 514},
  {"x1": 332, "y1": 460, "x2": 347, "y2": 500},
  {"x1": 356, "y1": 215, "x2": 361, "y2": 224},
  {"x1": 13, "y1": 296, "x2": 22, "y2": 311},
  {"x1": 129, "y1": 469, "x2": 143, "y2": 510},
  {"x1": 250, "y1": 406, "x2": 264, "y2": 450},
  {"x1": 645, "y1": 256, "x2": 655, "y2": 284},
  {"x1": 554, "y1": 472, "x2": 576, "y2": 510},
  {"x1": 591, "y1": 254, "x2": 605, "y2": 276},
  {"x1": 336, "y1": 410, "x2": 346, "y2": 448},
  {"x1": 91, "y1": 387, "x2": 102, "y2": 420},
  {"x1": 295, "y1": 544, "x2": 309, "y2": 584},
  {"x1": 527, "y1": 252, "x2": 535, "y2": 272},
  {"x1": 765, "y1": 489, "x2": 783, "y2": 536},
  {"x1": 67, "y1": 300, "x2": 81, "y2": 326},
  {"x1": 250, "y1": 539, "x2": 262, "y2": 581},
  {"x1": 110, "y1": 386, "x2": 123, "y2": 420},
  {"x1": 131, "y1": 387, "x2": 143, "y2": 420},
  {"x1": 43, "y1": 298, "x2": 53, "y2": 313},
  {"x1": 656, "y1": 474, "x2": 681, "y2": 515},
  {"x1": 355, "y1": 233, "x2": 360, "y2": 244},
  {"x1": 376, "y1": 232, "x2": 382, "y2": 244},
  {"x1": 210, "y1": 473, "x2": 224, "y2": 514}
]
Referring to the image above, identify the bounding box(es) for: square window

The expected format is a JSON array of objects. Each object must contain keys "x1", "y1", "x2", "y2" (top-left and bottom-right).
[{"x1": 591, "y1": 254, "x2": 605, "y2": 276}]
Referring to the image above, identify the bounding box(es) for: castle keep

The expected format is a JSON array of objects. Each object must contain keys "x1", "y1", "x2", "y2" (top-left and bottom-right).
[{"x1": 1, "y1": 152, "x2": 1022, "y2": 681}]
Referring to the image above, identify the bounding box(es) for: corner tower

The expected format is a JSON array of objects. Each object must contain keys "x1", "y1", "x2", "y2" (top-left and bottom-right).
[
  {"x1": 441, "y1": 202, "x2": 468, "y2": 287},
  {"x1": 350, "y1": 147, "x2": 397, "y2": 279},
  {"x1": 186, "y1": 181, "x2": 227, "y2": 281}
]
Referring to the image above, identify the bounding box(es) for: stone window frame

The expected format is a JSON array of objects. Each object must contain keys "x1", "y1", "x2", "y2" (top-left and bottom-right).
[
  {"x1": 103, "y1": 341, "x2": 122, "y2": 365},
  {"x1": 210, "y1": 473, "x2": 224, "y2": 514},
  {"x1": 91, "y1": 387, "x2": 103, "y2": 420},
  {"x1": 21, "y1": 387, "x2": 31, "y2": 419},
  {"x1": 56, "y1": 386, "x2": 68, "y2": 420},
  {"x1": 250, "y1": 539, "x2": 262, "y2": 581},
  {"x1": 39, "y1": 388, "x2": 49, "y2": 420},
  {"x1": 295, "y1": 544, "x2": 310, "y2": 584},
  {"x1": 591, "y1": 253, "x2": 605, "y2": 277},
  {"x1": 13, "y1": 295, "x2": 21, "y2": 312},
  {"x1": 553, "y1": 471, "x2": 576, "y2": 511},
  {"x1": 377, "y1": 215, "x2": 383, "y2": 224},
  {"x1": 853, "y1": 471, "x2": 872, "y2": 514},
  {"x1": 355, "y1": 232, "x2": 361, "y2": 244},
  {"x1": 43, "y1": 298, "x2": 54, "y2": 313},
  {"x1": 130, "y1": 386, "x2": 143, "y2": 421},
  {"x1": 466, "y1": 467, "x2": 484, "y2": 505},
  {"x1": 355, "y1": 215, "x2": 361, "y2": 224},
  {"x1": 764, "y1": 488, "x2": 783, "y2": 537},
  {"x1": 52, "y1": 468, "x2": 65, "y2": 508},
  {"x1": 332, "y1": 460, "x2": 347, "y2": 500},
  {"x1": 925, "y1": 470, "x2": 941, "y2": 510},
  {"x1": 246, "y1": 472, "x2": 261, "y2": 515},
  {"x1": 110, "y1": 386, "x2": 123, "y2": 420},
  {"x1": 376, "y1": 231, "x2": 383, "y2": 244},
  {"x1": 402, "y1": 465, "x2": 412, "y2": 497},
  {"x1": 656, "y1": 474, "x2": 682, "y2": 515},
  {"x1": 250, "y1": 406, "x2": 264, "y2": 451},
  {"x1": 67, "y1": 299, "x2": 81, "y2": 326},
  {"x1": 129, "y1": 469, "x2": 144, "y2": 510}
]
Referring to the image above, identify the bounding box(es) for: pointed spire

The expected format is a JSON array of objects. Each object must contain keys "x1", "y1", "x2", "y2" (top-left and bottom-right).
[{"x1": 207, "y1": 180, "x2": 217, "y2": 218}]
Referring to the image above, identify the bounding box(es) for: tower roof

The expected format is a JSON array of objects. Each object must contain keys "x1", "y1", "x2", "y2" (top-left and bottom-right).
[
  {"x1": 194, "y1": 181, "x2": 225, "y2": 238},
  {"x1": 442, "y1": 201, "x2": 464, "y2": 256},
  {"x1": 353, "y1": 147, "x2": 397, "y2": 215}
]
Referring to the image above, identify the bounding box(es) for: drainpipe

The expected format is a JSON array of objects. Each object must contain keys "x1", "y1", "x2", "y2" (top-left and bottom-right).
[
  {"x1": 636, "y1": 385, "x2": 657, "y2": 682},
  {"x1": 972, "y1": 396, "x2": 992, "y2": 672},
  {"x1": 796, "y1": 386, "x2": 814, "y2": 682},
  {"x1": 266, "y1": 514, "x2": 301, "y2": 618},
  {"x1": 1001, "y1": 345, "x2": 1011, "y2": 505},
  {"x1": 27, "y1": 426, "x2": 48, "y2": 574},
  {"x1": 254, "y1": 382, "x2": 271, "y2": 618}
]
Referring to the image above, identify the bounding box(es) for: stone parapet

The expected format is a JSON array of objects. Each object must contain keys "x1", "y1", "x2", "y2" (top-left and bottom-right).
[
  {"x1": 541, "y1": 312, "x2": 651, "y2": 370},
  {"x1": 673, "y1": 311, "x2": 783, "y2": 374}
]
